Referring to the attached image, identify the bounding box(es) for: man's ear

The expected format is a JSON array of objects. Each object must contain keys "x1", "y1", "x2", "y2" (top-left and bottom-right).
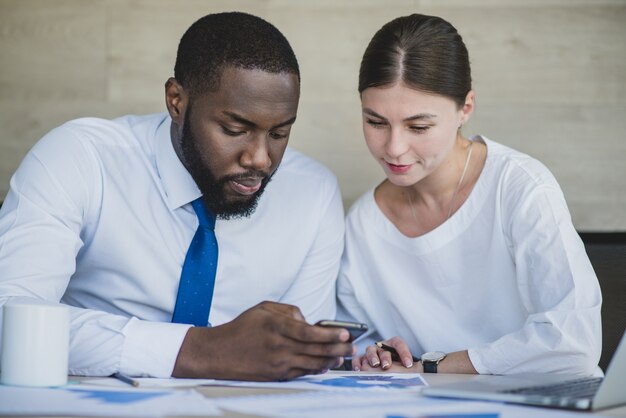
[{"x1": 165, "y1": 77, "x2": 188, "y2": 125}]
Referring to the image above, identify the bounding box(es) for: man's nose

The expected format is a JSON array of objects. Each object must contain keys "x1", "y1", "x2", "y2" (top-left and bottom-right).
[{"x1": 240, "y1": 135, "x2": 271, "y2": 170}]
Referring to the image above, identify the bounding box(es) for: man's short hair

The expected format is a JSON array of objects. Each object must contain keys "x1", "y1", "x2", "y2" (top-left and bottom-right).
[{"x1": 174, "y1": 12, "x2": 300, "y2": 97}]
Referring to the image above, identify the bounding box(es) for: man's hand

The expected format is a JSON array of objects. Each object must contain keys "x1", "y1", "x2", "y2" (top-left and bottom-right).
[{"x1": 172, "y1": 301, "x2": 354, "y2": 381}]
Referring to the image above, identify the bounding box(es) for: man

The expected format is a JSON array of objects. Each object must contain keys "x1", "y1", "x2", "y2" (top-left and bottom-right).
[{"x1": 0, "y1": 12, "x2": 352, "y2": 381}]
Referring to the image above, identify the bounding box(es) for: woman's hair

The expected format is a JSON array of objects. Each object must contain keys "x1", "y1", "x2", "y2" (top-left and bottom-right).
[{"x1": 358, "y1": 14, "x2": 471, "y2": 108}]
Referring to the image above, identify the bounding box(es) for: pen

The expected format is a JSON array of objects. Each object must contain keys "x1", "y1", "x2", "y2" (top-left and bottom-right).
[
  {"x1": 375, "y1": 341, "x2": 420, "y2": 363},
  {"x1": 112, "y1": 372, "x2": 140, "y2": 387}
]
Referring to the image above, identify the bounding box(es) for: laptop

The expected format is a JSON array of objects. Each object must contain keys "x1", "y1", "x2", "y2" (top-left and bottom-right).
[{"x1": 422, "y1": 331, "x2": 626, "y2": 411}]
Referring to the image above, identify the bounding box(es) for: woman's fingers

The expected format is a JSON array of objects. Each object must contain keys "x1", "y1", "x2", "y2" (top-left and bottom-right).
[{"x1": 386, "y1": 336, "x2": 416, "y2": 368}]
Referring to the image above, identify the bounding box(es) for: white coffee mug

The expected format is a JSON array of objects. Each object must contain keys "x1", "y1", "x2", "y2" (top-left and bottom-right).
[{"x1": 1, "y1": 299, "x2": 70, "y2": 387}]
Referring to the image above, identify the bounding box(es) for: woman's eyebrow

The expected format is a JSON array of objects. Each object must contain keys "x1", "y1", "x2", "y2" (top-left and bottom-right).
[{"x1": 362, "y1": 108, "x2": 437, "y2": 122}]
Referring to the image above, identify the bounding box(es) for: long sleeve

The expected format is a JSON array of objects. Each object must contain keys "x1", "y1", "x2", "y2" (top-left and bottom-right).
[
  {"x1": 467, "y1": 163, "x2": 602, "y2": 376},
  {"x1": 279, "y1": 174, "x2": 345, "y2": 323},
  {"x1": 0, "y1": 123, "x2": 191, "y2": 378},
  {"x1": 1, "y1": 114, "x2": 348, "y2": 378},
  {"x1": 337, "y1": 262, "x2": 383, "y2": 352},
  {"x1": 332, "y1": 139, "x2": 602, "y2": 375}
]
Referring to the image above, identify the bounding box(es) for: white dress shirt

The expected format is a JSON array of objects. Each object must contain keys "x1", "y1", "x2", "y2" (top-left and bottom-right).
[
  {"x1": 338, "y1": 136, "x2": 602, "y2": 376},
  {"x1": 0, "y1": 113, "x2": 344, "y2": 377}
]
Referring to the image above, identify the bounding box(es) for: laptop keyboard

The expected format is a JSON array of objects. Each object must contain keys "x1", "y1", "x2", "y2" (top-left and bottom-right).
[{"x1": 501, "y1": 377, "x2": 603, "y2": 399}]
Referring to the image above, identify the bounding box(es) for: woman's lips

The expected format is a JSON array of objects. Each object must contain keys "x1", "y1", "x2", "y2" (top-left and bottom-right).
[{"x1": 386, "y1": 161, "x2": 412, "y2": 174}]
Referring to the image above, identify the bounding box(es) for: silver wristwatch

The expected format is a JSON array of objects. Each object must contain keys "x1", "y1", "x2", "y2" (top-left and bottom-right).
[{"x1": 421, "y1": 351, "x2": 447, "y2": 373}]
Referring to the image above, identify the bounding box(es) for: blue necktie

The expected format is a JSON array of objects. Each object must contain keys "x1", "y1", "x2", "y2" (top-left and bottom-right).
[{"x1": 172, "y1": 198, "x2": 218, "y2": 326}]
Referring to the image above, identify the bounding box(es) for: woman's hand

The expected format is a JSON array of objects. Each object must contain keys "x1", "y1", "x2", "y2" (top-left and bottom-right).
[{"x1": 352, "y1": 336, "x2": 418, "y2": 372}]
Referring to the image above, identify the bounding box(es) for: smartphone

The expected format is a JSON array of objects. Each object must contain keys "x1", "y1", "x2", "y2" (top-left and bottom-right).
[{"x1": 315, "y1": 319, "x2": 368, "y2": 342}]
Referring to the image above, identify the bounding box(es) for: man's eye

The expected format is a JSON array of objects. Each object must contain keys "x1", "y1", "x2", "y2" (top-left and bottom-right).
[
  {"x1": 221, "y1": 126, "x2": 245, "y2": 136},
  {"x1": 269, "y1": 131, "x2": 288, "y2": 140}
]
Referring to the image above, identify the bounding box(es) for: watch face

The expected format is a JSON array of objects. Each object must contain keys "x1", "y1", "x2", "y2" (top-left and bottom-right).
[{"x1": 422, "y1": 351, "x2": 446, "y2": 362}]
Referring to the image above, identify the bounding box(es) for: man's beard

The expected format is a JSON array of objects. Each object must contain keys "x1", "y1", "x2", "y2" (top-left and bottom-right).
[{"x1": 180, "y1": 107, "x2": 275, "y2": 220}]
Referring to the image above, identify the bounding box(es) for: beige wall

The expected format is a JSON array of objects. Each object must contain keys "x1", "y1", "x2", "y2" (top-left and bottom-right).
[{"x1": 1, "y1": 0, "x2": 625, "y2": 230}]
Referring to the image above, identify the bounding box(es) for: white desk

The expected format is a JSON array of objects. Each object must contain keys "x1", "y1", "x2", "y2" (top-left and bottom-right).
[{"x1": 89, "y1": 372, "x2": 626, "y2": 417}]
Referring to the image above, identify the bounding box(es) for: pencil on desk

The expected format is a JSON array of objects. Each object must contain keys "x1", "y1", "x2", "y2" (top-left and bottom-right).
[{"x1": 113, "y1": 372, "x2": 140, "y2": 387}]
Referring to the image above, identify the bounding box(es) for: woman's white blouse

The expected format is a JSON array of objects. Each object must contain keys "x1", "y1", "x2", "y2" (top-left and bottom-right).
[{"x1": 338, "y1": 136, "x2": 602, "y2": 376}]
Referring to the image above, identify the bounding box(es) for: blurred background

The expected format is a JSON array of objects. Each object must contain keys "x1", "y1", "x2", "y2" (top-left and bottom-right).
[{"x1": 1, "y1": 0, "x2": 624, "y2": 231}]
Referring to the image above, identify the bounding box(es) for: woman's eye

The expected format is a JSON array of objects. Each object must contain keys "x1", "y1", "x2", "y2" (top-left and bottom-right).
[
  {"x1": 410, "y1": 125, "x2": 429, "y2": 133},
  {"x1": 366, "y1": 119, "x2": 386, "y2": 128},
  {"x1": 221, "y1": 126, "x2": 245, "y2": 136}
]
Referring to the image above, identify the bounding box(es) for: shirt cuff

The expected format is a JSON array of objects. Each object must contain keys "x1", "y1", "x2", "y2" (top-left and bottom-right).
[
  {"x1": 119, "y1": 317, "x2": 193, "y2": 377},
  {"x1": 467, "y1": 347, "x2": 492, "y2": 375}
]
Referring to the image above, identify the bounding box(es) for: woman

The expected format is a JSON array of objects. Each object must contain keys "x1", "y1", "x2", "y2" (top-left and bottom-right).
[{"x1": 337, "y1": 13, "x2": 602, "y2": 375}]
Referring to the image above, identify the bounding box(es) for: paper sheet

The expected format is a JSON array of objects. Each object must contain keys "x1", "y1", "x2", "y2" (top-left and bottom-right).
[
  {"x1": 0, "y1": 384, "x2": 221, "y2": 416},
  {"x1": 80, "y1": 377, "x2": 218, "y2": 388},
  {"x1": 214, "y1": 390, "x2": 611, "y2": 418},
  {"x1": 210, "y1": 372, "x2": 427, "y2": 391},
  {"x1": 80, "y1": 372, "x2": 426, "y2": 391}
]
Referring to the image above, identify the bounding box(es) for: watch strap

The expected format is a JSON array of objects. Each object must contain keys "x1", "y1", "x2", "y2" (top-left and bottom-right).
[
  {"x1": 423, "y1": 360, "x2": 438, "y2": 373},
  {"x1": 421, "y1": 351, "x2": 446, "y2": 373}
]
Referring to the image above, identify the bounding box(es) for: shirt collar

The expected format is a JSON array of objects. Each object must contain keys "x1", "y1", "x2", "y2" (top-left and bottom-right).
[{"x1": 155, "y1": 116, "x2": 202, "y2": 210}]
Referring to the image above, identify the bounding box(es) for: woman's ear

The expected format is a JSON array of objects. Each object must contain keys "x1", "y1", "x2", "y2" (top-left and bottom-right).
[
  {"x1": 165, "y1": 77, "x2": 188, "y2": 125},
  {"x1": 459, "y1": 90, "x2": 475, "y2": 126}
]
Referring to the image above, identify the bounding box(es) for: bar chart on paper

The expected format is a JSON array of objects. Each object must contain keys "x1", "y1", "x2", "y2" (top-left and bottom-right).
[{"x1": 210, "y1": 372, "x2": 427, "y2": 391}]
